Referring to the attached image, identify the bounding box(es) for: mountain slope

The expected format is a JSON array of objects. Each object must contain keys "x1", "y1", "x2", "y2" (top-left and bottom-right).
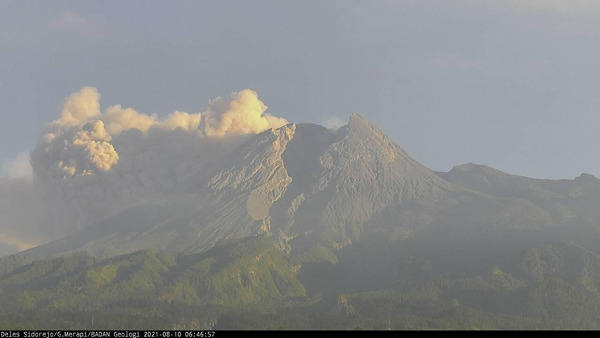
[
  {"x1": 1, "y1": 236, "x2": 304, "y2": 311},
  {"x1": 22, "y1": 114, "x2": 459, "y2": 257},
  {"x1": 437, "y1": 163, "x2": 600, "y2": 252},
  {"x1": 6, "y1": 235, "x2": 600, "y2": 329},
  {"x1": 23, "y1": 124, "x2": 297, "y2": 257},
  {"x1": 438, "y1": 162, "x2": 600, "y2": 201},
  {"x1": 4, "y1": 114, "x2": 600, "y2": 329},
  {"x1": 269, "y1": 114, "x2": 456, "y2": 250},
  {"x1": 20, "y1": 114, "x2": 600, "y2": 260}
]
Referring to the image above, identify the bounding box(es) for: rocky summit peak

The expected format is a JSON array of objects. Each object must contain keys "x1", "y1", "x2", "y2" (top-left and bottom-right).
[
  {"x1": 23, "y1": 113, "x2": 456, "y2": 257},
  {"x1": 346, "y1": 113, "x2": 381, "y2": 134},
  {"x1": 348, "y1": 112, "x2": 370, "y2": 124},
  {"x1": 272, "y1": 122, "x2": 296, "y2": 137}
]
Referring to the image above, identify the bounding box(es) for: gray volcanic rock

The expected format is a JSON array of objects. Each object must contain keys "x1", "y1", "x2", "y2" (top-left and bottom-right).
[
  {"x1": 23, "y1": 114, "x2": 458, "y2": 257},
  {"x1": 25, "y1": 124, "x2": 299, "y2": 257},
  {"x1": 269, "y1": 114, "x2": 455, "y2": 250},
  {"x1": 20, "y1": 114, "x2": 600, "y2": 259}
]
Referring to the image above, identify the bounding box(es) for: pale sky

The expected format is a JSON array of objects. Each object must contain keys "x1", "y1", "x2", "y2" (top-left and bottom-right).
[{"x1": 1, "y1": 0, "x2": 599, "y2": 179}]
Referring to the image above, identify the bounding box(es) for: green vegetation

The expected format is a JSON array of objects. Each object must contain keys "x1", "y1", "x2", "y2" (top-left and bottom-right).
[{"x1": 2, "y1": 235, "x2": 600, "y2": 329}]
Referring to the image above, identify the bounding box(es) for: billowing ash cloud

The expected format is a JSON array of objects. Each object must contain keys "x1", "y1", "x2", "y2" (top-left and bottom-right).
[
  {"x1": 201, "y1": 89, "x2": 288, "y2": 137},
  {"x1": 1, "y1": 87, "x2": 288, "y2": 256},
  {"x1": 33, "y1": 120, "x2": 119, "y2": 177},
  {"x1": 33, "y1": 87, "x2": 286, "y2": 178},
  {"x1": 53, "y1": 86, "x2": 101, "y2": 126},
  {"x1": 32, "y1": 87, "x2": 287, "y2": 178}
]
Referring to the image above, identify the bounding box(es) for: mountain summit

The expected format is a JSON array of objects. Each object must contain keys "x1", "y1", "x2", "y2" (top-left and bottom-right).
[
  {"x1": 267, "y1": 113, "x2": 455, "y2": 250},
  {"x1": 23, "y1": 114, "x2": 456, "y2": 257},
  {"x1": 8, "y1": 115, "x2": 600, "y2": 330},
  {"x1": 22, "y1": 114, "x2": 600, "y2": 259}
]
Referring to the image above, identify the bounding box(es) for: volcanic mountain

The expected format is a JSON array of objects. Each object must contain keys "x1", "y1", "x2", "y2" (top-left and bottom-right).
[
  {"x1": 22, "y1": 114, "x2": 600, "y2": 259},
  {"x1": 22, "y1": 114, "x2": 450, "y2": 256},
  {"x1": 6, "y1": 114, "x2": 600, "y2": 329}
]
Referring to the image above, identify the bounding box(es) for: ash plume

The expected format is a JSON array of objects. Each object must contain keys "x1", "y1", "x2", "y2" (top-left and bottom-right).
[{"x1": 0, "y1": 87, "x2": 288, "y2": 256}]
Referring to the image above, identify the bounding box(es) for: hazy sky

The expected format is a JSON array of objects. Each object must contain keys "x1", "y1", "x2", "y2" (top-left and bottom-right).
[{"x1": 1, "y1": 0, "x2": 599, "y2": 179}]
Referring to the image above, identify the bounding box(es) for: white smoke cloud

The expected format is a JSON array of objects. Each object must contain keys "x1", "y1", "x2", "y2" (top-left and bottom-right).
[
  {"x1": 0, "y1": 87, "x2": 289, "y2": 256},
  {"x1": 323, "y1": 116, "x2": 346, "y2": 130},
  {"x1": 102, "y1": 104, "x2": 158, "y2": 135},
  {"x1": 32, "y1": 86, "x2": 286, "y2": 179},
  {"x1": 162, "y1": 110, "x2": 203, "y2": 132},
  {"x1": 201, "y1": 89, "x2": 288, "y2": 137},
  {"x1": 33, "y1": 120, "x2": 119, "y2": 177},
  {"x1": 52, "y1": 86, "x2": 101, "y2": 127}
]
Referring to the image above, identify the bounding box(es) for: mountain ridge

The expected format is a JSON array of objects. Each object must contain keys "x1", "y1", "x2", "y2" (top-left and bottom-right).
[
  {"x1": 5, "y1": 114, "x2": 600, "y2": 329},
  {"x1": 17, "y1": 114, "x2": 600, "y2": 259}
]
